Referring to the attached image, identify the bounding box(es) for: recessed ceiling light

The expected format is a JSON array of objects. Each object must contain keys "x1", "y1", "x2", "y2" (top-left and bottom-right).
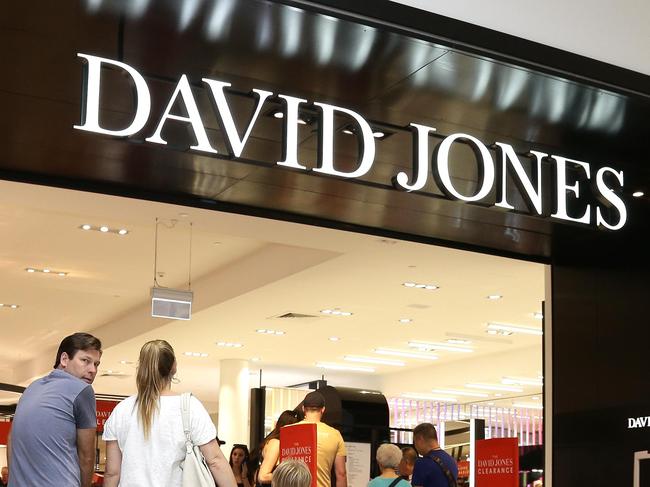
[
  {"x1": 329, "y1": 336, "x2": 340, "y2": 342},
  {"x1": 408, "y1": 341, "x2": 473, "y2": 353},
  {"x1": 342, "y1": 129, "x2": 354, "y2": 135},
  {"x1": 487, "y1": 295, "x2": 503, "y2": 300},
  {"x1": 26, "y1": 267, "x2": 68, "y2": 276},
  {"x1": 632, "y1": 191, "x2": 644, "y2": 198},
  {"x1": 398, "y1": 318, "x2": 413, "y2": 324},
  {"x1": 183, "y1": 352, "x2": 208, "y2": 358},
  {"x1": 100, "y1": 226, "x2": 109, "y2": 233},
  {"x1": 487, "y1": 322, "x2": 543, "y2": 336},
  {"x1": 256, "y1": 328, "x2": 286, "y2": 335},
  {"x1": 216, "y1": 342, "x2": 242, "y2": 348},
  {"x1": 465, "y1": 383, "x2": 524, "y2": 392},
  {"x1": 297, "y1": 118, "x2": 307, "y2": 125},
  {"x1": 532, "y1": 396, "x2": 540, "y2": 400},
  {"x1": 374, "y1": 348, "x2": 438, "y2": 360},
  {"x1": 446, "y1": 338, "x2": 471, "y2": 345},
  {"x1": 533, "y1": 312, "x2": 544, "y2": 320},
  {"x1": 501, "y1": 376, "x2": 544, "y2": 386},
  {"x1": 431, "y1": 388, "x2": 488, "y2": 398},
  {"x1": 401, "y1": 393, "x2": 457, "y2": 402},
  {"x1": 403, "y1": 282, "x2": 439, "y2": 290},
  {"x1": 321, "y1": 308, "x2": 353, "y2": 316},
  {"x1": 273, "y1": 111, "x2": 284, "y2": 119},
  {"x1": 81, "y1": 224, "x2": 92, "y2": 230},
  {"x1": 251, "y1": 357, "x2": 261, "y2": 362},
  {"x1": 486, "y1": 328, "x2": 512, "y2": 336},
  {"x1": 118, "y1": 229, "x2": 128, "y2": 235},
  {"x1": 0, "y1": 303, "x2": 20, "y2": 310},
  {"x1": 316, "y1": 362, "x2": 374, "y2": 373},
  {"x1": 119, "y1": 360, "x2": 134, "y2": 365},
  {"x1": 373, "y1": 131, "x2": 385, "y2": 138},
  {"x1": 344, "y1": 356, "x2": 405, "y2": 366}
]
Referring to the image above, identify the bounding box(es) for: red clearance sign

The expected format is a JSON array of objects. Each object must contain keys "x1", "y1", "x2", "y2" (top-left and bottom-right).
[
  {"x1": 279, "y1": 423, "x2": 317, "y2": 487},
  {"x1": 457, "y1": 460, "x2": 470, "y2": 479},
  {"x1": 96, "y1": 400, "x2": 119, "y2": 433},
  {"x1": 475, "y1": 438, "x2": 519, "y2": 487}
]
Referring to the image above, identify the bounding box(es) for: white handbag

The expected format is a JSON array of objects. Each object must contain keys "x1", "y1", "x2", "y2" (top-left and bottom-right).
[{"x1": 180, "y1": 392, "x2": 217, "y2": 487}]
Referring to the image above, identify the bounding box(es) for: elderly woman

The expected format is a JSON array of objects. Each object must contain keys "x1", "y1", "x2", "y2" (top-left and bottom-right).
[
  {"x1": 368, "y1": 444, "x2": 411, "y2": 487},
  {"x1": 271, "y1": 460, "x2": 312, "y2": 487}
]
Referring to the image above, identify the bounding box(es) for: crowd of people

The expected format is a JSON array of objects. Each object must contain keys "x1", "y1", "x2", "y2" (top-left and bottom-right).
[{"x1": 2, "y1": 332, "x2": 459, "y2": 487}]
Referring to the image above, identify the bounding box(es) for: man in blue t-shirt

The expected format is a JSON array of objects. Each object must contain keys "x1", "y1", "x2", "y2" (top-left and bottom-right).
[
  {"x1": 411, "y1": 423, "x2": 458, "y2": 487},
  {"x1": 8, "y1": 332, "x2": 102, "y2": 487}
]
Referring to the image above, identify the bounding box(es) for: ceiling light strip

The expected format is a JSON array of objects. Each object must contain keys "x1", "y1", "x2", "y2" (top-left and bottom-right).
[
  {"x1": 401, "y1": 393, "x2": 457, "y2": 402},
  {"x1": 344, "y1": 355, "x2": 405, "y2": 366},
  {"x1": 487, "y1": 322, "x2": 543, "y2": 336},
  {"x1": 408, "y1": 341, "x2": 474, "y2": 353},
  {"x1": 374, "y1": 348, "x2": 438, "y2": 360},
  {"x1": 316, "y1": 362, "x2": 374, "y2": 373},
  {"x1": 465, "y1": 383, "x2": 524, "y2": 392},
  {"x1": 431, "y1": 388, "x2": 489, "y2": 398}
]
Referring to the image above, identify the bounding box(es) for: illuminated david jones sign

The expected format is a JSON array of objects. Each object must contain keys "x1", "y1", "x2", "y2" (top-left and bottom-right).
[{"x1": 74, "y1": 54, "x2": 627, "y2": 230}]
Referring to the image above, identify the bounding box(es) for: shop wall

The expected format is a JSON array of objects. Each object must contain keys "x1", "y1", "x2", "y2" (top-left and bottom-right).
[
  {"x1": 389, "y1": 0, "x2": 650, "y2": 76},
  {"x1": 550, "y1": 210, "x2": 650, "y2": 485}
]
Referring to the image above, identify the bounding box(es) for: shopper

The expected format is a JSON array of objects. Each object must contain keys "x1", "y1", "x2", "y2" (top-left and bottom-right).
[
  {"x1": 255, "y1": 410, "x2": 300, "y2": 485},
  {"x1": 398, "y1": 446, "x2": 418, "y2": 480},
  {"x1": 294, "y1": 391, "x2": 347, "y2": 487},
  {"x1": 8, "y1": 332, "x2": 102, "y2": 487},
  {"x1": 102, "y1": 340, "x2": 237, "y2": 487},
  {"x1": 0, "y1": 466, "x2": 8, "y2": 487},
  {"x1": 230, "y1": 444, "x2": 252, "y2": 487},
  {"x1": 368, "y1": 444, "x2": 411, "y2": 487},
  {"x1": 271, "y1": 460, "x2": 312, "y2": 487},
  {"x1": 411, "y1": 423, "x2": 458, "y2": 487}
]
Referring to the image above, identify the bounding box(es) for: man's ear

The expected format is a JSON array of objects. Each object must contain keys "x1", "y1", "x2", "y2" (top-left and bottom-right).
[
  {"x1": 59, "y1": 352, "x2": 70, "y2": 368},
  {"x1": 321, "y1": 406, "x2": 326, "y2": 415}
]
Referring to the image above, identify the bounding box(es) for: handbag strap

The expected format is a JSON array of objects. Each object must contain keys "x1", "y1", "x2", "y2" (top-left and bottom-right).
[
  {"x1": 387, "y1": 477, "x2": 403, "y2": 487},
  {"x1": 181, "y1": 392, "x2": 194, "y2": 453},
  {"x1": 426, "y1": 452, "x2": 457, "y2": 487}
]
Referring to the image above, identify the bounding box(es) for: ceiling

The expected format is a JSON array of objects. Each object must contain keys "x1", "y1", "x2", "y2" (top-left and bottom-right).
[{"x1": 0, "y1": 180, "x2": 544, "y2": 411}]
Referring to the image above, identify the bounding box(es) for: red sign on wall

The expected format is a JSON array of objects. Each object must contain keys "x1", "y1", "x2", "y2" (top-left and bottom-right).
[
  {"x1": 96, "y1": 400, "x2": 119, "y2": 433},
  {"x1": 457, "y1": 460, "x2": 470, "y2": 478},
  {"x1": 0, "y1": 422, "x2": 11, "y2": 445},
  {"x1": 475, "y1": 438, "x2": 519, "y2": 487},
  {"x1": 279, "y1": 423, "x2": 317, "y2": 487}
]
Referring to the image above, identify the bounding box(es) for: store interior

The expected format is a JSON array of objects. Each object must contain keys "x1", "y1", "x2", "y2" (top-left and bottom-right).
[{"x1": 0, "y1": 179, "x2": 544, "y2": 480}]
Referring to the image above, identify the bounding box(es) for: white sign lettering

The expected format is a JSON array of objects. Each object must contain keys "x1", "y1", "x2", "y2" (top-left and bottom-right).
[
  {"x1": 73, "y1": 53, "x2": 629, "y2": 230},
  {"x1": 628, "y1": 416, "x2": 650, "y2": 429}
]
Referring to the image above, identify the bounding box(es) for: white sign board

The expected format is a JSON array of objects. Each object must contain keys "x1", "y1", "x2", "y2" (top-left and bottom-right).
[{"x1": 345, "y1": 442, "x2": 372, "y2": 487}]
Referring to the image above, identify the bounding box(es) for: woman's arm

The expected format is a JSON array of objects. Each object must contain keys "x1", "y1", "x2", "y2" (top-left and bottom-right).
[
  {"x1": 103, "y1": 440, "x2": 122, "y2": 487},
  {"x1": 200, "y1": 439, "x2": 239, "y2": 487},
  {"x1": 257, "y1": 439, "x2": 280, "y2": 483}
]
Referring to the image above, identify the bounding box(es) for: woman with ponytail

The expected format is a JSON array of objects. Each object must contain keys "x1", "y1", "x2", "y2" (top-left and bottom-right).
[{"x1": 102, "y1": 340, "x2": 237, "y2": 487}]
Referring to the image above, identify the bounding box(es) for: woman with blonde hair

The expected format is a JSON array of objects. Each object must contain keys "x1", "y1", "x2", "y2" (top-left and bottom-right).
[{"x1": 102, "y1": 340, "x2": 237, "y2": 487}]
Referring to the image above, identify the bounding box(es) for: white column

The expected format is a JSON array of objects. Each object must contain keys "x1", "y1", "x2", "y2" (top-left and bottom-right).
[{"x1": 218, "y1": 359, "x2": 250, "y2": 447}]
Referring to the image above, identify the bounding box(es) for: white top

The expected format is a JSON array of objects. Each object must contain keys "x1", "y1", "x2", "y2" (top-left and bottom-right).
[{"x1": 103, "y1": 394, "x2": 216, "y2": 487}]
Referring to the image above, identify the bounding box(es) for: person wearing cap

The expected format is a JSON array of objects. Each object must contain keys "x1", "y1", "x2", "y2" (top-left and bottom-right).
[{"x1": 294, "y1": 391, "x2": 347, "y2": 487}]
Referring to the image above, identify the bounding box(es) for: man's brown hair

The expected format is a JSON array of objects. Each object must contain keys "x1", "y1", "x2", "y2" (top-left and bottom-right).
[
  {"x1": 413, "y1": 422, "x2": 438, "y2": 442},
  {"x1": 53, "y1": 332, "x2": 102, "y2": 368}
]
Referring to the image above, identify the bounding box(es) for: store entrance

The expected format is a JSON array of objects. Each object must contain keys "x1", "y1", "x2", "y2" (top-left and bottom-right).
[{"x1": 0, "y1": 180, "x2": 545, "y2": 487}]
